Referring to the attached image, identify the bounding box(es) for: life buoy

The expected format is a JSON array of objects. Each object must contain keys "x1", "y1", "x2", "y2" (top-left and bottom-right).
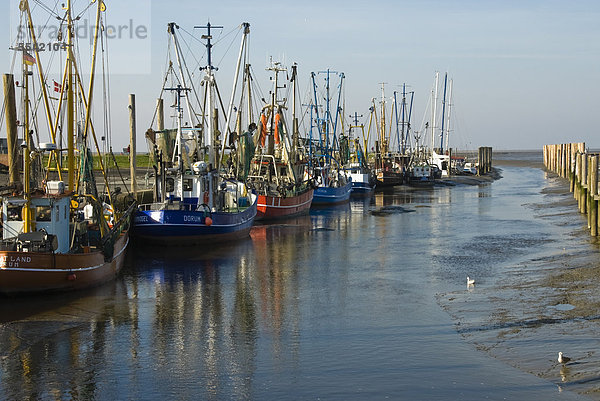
[
  {"x1": 274, "y1": 113, "x2": 281, "y2": 145},
  {"x1": 260, "y1": 113, "x2": 267, "y2": 147},
  {"x1": 203, "y1": 191, "x2": 209, "y2": 204}
]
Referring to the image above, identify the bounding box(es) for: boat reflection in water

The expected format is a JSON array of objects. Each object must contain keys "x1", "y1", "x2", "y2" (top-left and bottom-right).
[{"x1": 0, "y1": 205, "x2": 356, "y2": 400}]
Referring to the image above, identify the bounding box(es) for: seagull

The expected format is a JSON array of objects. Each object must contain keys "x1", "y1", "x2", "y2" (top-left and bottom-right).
[
  {"x1": 558, "y1": 352, "x2": 571, "y2": 364},
  {"x1": 466, "y1": 276, "x2": 475, "y2": 286}
]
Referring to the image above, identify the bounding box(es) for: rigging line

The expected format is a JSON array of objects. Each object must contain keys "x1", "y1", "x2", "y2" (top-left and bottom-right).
[
  {"x1": 176, "y1": 27, "x2": 206, "y2": 77},
  {"x1": 215, "y1": 26, "x2": 242, "y2": 70},
  {"x1": 29, "y1": 0, "x2": 63, "y2": 46},
  {"x1": 101, "y1": 12, "x2": 112, "y2": 123},
  {"x1": 248, "y1": 65, "x2": 266, "y2": 102},
  {"x1": 32, "y1": 0, "x2": 61, "y2": 19},
  {"x1": 177, "y1": 27, "x2": 205, "y2": 77},
  {"x1": 148, "y1": 62, "x2": 176, "y2": 130},
  {"x1": 212, "y1": 25, "x2": 238, "y2": 46},
  {"x1": 173, "y1": 31, "x2": 204, "y2": 125},
  {"x1": 73, "y1": 0, "x2": 95, "y2": 21},
  {"x1": 148, "y1": 32, "x2": 175, "y2": 129}
]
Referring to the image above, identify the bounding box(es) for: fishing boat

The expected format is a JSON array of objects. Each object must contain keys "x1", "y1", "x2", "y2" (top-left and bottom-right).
[
  {"x1": 370, "y1": 84, "x2": 408, "y2": 187},
  {"x1": 245, "y1": 62, "x2": 314, "y2": 220},
  {"x1": 407, "y1": 162, "x2": 435, "y2": 187},
  {"x1": 428, "y1": 72, "x2": 452, "y2": 177},
  {"x1": 463, "y1": 161, "x2": 478, "y2": 175},
  {"x1": 133, "y1": 22, "x2": 256, "y2": 244},
  {"x1": 343, "y1": 116, "x2": 375, "y2": 196},
  {"x1": 0, "y1": 0, "x2": 132, "y2": 294},
  {"x1": 308, "y1": 70, "x2": 352, "y2": 206}
]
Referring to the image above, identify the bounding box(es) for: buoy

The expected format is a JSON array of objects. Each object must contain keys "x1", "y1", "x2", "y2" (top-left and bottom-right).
[
  {"x1": 67, "y1": 273, "x2": 77, "y2": 281},
  {"x1": 205, "y1": 216, "x2": 213, "y2": 226}
]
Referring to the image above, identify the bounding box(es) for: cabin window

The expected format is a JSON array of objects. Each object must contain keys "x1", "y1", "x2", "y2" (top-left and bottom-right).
[
  {"x1": 280, "y1": 167, "x2": 287, "y2": 176},
  {"x1": 166, "y1": 178, "x2": 175, "y2": 193},
  {"x1": 7, "y1": 206, "x2": 22, "y2": 221},
  {"x1": 183, "y1": 179, "x2": 193, "y2": 191},
  {"x1": 36, "y1": 205, "x2": 52, "y2": 222}
]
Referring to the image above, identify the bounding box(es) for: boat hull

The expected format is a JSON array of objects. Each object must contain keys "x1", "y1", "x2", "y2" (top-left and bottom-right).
[
  {"x1": 407, "y1": 177, "x2": 435, "y2": 187},
  {"x1": 375, "y1": 171, "x2": 404, "y2": 187},
  {"x1": 132, "y1": 198, "x2": 257, "y2": 245},
  {"x1": 256, "y1": 189, "x2": 314, "y2": 220},
  {"x1": 0, "y1": 233, "x2": 129, "y2": 295},
  {"x1": 312, "y1": 182, "x2": 353, "y2": 206},
  {"x1": 350, "y1": 181, "x2": 375, "y2": 197}
]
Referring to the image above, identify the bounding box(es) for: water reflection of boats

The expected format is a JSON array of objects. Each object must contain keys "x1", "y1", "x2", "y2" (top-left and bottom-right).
[
  {"x1": 0, "y1": 281, "x2": 127, "y2": 399},
  {"x1": 0, "y1": 279, "x2": 122, "y2": 323}
]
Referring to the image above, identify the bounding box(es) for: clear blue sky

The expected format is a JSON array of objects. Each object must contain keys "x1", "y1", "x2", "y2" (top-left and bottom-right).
[{"x1": 2, "y1": 0, "x2": 599, "y2": 151}]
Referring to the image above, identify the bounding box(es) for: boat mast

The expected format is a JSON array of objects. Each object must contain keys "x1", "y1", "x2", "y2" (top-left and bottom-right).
[
  {"x1": 79, "y1": 0, "x2": 104, "y2": 198},
  {"x1": 324, "y1": 69, "x2": 331, "y2": 163},
  {"x1": 195, "y1": 22, "x2": 223, "y2": 169},
  {"x1": 431, "y1": 72, "x2": 439, "y2": 153},
  {"x1": 380, "y1": 83, "x2": 386, "y2": 154},
  {"x1": 21, "y1": 47, "x2": 32, "y2": 233},
  {"x1": 168, "y1": 23, "x2": 199, "y2": 130},
  {"x1": 310, "y1": 72, "x2": 322, "y2": 162},
  {"x1": 291, "y1": 64, "x2": 299, "y2": 155},
  {"x1": 393, "y1": 90, "x2": 399, "y2": 154},
  {"x1": 246, "y1": 64, "x2": 253, "y2": 125},
  {"x1": 66, "y1": 0, "x2": 75, "y2": 191},
  {"x1": 222, "y1": 22, "x2": 250, "y2": 159},
  {"x1": 332, "y1": 72, "x2": 344, "y2": 153},
  {"x1": 440, "y1": 72, "x2": 448, "y2": 152},
  {"x1": 267, "y1": 60, "x2": 285, "y2": 156},
  {"x1": 407, "y1": 89, "x2": 414, "y2": 154},
  {"x1": 401, "y1": 84, "x2": 406, "y2": 154},
  {"x1": 445, "y1": 78, "x2": 453, "y2": 153}
]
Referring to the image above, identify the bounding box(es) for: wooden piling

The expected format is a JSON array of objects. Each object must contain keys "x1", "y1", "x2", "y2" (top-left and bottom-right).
[
  {"x1": 587, "y1": 154, "x2": 592, "y2": 228},
  {"x1": 157, "y1": 98, "x2": 164, "y2": 131},
  {"x1": 590, "y1": 155, "x2": 598, "y2": 236},
  {"x1": 129, "y1": 94, "x2": 137, "y2": 197},
  {"x1": 582, "y1": 153, "x2": 588, "y2": 214},
  {"x1": 3, "y1": 73, "x2": 20, "y2": 186}
]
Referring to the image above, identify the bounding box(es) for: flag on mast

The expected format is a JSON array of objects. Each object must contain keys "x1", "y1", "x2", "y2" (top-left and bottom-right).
[{"x1": 23, "y1": 52, "x2": 35, "y2": 66}]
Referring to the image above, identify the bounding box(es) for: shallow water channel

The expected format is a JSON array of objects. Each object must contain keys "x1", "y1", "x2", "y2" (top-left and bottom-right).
[{"x1": 1, "y1": 155, "x2": 596, "y2": 400}]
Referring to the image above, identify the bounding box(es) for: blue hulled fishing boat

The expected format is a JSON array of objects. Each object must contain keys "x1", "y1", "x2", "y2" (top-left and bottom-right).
[
  {"x1": 133, "y1": 22, "x2": 256, "y2": 244},
  {"x1": 308, "y1": 69, "x2": 352, "y2": 206}
]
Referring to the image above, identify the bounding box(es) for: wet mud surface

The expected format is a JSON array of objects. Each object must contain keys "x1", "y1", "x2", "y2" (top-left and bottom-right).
[{"x1": 437, "y1": 169, "x2": 600, "y2": 399}]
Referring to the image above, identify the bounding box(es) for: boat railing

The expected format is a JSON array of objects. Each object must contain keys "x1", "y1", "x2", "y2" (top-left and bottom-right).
[
  {"x1": 254, "y1": 154, "x2": 281, "y2": 187},
  {"x1": 221, "y1": 177, "x2": 248, "y2": 212},
  {"x1": 138, "y1": 202, "x2": 200, "y2": 212}
]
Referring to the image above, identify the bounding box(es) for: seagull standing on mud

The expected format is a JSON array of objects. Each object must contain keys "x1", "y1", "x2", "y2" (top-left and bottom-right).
[{"x1": 558, "y1": 352, "x2": 571, "y2": 364}]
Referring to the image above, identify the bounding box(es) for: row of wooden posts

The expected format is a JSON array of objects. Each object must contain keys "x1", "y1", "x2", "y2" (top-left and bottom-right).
[
  {"x1": 543, "y1": 142, "x2": 600, "y2": 236},
  {"x1": 478, "y1": 147, "x2": 493, "y2": 175}
]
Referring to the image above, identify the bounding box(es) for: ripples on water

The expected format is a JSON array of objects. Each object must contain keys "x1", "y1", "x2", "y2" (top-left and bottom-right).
[{"x1": 0, "y1": 153, "x2": 592, "y2": 400}]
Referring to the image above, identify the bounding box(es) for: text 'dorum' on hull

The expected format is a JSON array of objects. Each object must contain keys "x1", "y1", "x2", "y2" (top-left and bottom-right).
[{"x1": 132, "y1": 199, "x2": 257, "y2": 245}]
